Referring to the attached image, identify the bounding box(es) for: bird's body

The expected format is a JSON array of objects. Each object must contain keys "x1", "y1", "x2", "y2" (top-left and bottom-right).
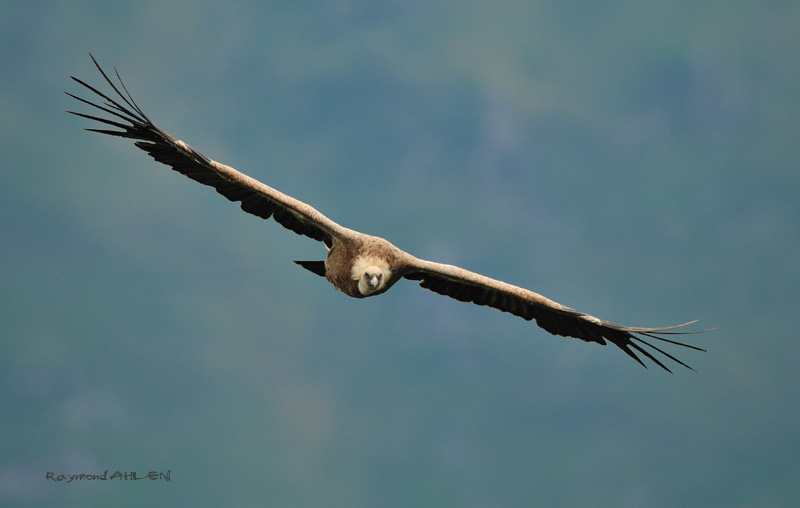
[
  {"x1": 67, "y1": 54, "x2": 707, "y2": 372},
  {"x1": 323, "y1": 233, "x2": 404, "y2": 298}
]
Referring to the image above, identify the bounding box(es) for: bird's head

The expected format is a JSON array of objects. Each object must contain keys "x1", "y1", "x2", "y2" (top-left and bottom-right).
[{"x1": 358, "y1": 266, "x2": 386, "y2": 296}]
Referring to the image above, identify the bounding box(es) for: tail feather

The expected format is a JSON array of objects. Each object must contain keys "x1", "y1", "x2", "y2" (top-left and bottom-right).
[{"x1": 294, "y1": 260, "x2": 326, "y2": 277}]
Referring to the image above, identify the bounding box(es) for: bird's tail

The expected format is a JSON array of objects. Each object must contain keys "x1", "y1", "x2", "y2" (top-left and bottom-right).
[{"x1": 294, "y1": 260, "x2": 326, "y2": 277}]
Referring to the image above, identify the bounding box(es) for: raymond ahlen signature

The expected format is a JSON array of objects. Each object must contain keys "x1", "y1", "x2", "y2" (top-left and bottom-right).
[{"x1": 46, "y1": 470, "x2": 171, "y2": 482}]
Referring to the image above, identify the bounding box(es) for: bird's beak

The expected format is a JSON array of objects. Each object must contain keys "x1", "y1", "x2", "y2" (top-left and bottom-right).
[{"x1": 369, "y1": 275, "x2": 379, "y2": 288}]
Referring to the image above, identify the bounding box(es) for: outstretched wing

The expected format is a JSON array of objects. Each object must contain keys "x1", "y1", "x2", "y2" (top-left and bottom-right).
[
  {"x1": 403, "y1": 258, "x2": 706, "y2": 372},
  {"x1": 66, "y1": 53, "x2": 346, "y2": 246}
]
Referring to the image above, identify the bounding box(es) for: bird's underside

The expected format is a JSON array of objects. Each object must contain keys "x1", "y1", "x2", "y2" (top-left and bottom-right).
[{"x1": 66, "y1": 53, "x2": 708, "y2": 373}]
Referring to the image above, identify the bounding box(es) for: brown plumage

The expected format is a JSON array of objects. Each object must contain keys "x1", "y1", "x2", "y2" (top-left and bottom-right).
[{"x1": 66, "y1": 54, "x2": 708, "y2": 372}]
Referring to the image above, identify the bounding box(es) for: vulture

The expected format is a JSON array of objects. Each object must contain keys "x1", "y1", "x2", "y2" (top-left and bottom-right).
[{"x1": 66, "y1": 54, "x2": 707, "y2": 373}]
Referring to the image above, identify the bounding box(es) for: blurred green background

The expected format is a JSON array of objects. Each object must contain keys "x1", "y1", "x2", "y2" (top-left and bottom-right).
[{"x1": 2, "y1": 1, "x2": 798, "y2": 506}]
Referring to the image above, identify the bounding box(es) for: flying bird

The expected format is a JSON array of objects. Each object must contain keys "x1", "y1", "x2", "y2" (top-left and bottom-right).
[{"x1": 66, "y1": 54, "x2": 706, "y2": 372}]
